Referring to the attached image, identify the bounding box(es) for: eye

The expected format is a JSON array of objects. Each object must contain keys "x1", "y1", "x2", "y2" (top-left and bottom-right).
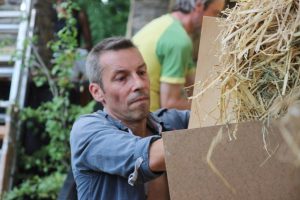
[
  {"x1": 114, "y1": 75, "x2": 126, "y2": 82},
  {"x1": 137, "y1": 70, "x2": 147, "y2": 76}
]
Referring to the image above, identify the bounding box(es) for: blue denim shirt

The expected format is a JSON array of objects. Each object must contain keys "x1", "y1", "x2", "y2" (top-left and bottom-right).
[{"x1": 70, "y1": 108, "x2": 189, "y2": 200}]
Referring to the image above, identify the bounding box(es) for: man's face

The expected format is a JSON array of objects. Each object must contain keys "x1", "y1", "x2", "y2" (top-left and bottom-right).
[
  {"x1": 91, "y1": 48, "x2": 150, "y2": 122},
  {"x1": 203, "y1": 0, "x2": 225, "y2": 17},
  {"x1": 191, "y1": 0, "x2": 225, "y2": 33}
]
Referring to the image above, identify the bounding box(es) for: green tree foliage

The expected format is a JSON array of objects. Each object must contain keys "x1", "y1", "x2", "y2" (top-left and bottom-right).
[
  {"x1": 4, "y1": 1, "x2": 95, "y2": 199},
  {"x1": 5, "y1": 0, "x2": 130, "y2": 198},
  {"x1": 78, "y1": 0, "x2": 130, "y2": 45}
]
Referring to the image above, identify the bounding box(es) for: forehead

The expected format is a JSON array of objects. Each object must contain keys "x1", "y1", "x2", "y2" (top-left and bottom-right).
[{"x1": 99, "y1": 48, "x2": 145, "y2": 72}]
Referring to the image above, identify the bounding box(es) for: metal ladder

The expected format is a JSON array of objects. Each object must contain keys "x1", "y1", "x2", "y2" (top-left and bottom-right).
[{"x1": 0, "y1": 0, "x2": 35, "y2": 195}]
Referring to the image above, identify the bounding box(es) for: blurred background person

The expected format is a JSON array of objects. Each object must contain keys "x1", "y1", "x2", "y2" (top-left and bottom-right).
[{"x1": 133, "y1": 0, "x2": 225, "y2": 111}]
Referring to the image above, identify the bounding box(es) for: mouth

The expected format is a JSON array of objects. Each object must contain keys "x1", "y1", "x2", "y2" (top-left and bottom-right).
[{"x1": 129, "y1": 95, "x2": 149, "y2": 105}]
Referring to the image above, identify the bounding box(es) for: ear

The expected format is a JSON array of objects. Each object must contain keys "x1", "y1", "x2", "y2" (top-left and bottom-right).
[
  {"x1": 89, "y1": 83, "x2": 106, "y2": 105},
  {"x1": 195, "y1": 0, "x2": 204, "y2": 11}
]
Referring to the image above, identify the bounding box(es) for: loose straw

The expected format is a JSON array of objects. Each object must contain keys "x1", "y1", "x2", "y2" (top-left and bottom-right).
[
  {"x1": 206, "y1": 127, "x2": 237, "y2": 194},
  {"x1": 216, "y1": 0, "x2": 300, "y2": 124}
]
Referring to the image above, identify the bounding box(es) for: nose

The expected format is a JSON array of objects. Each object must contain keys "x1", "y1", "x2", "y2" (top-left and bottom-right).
[{"x1": 132, "y1": 73, "x2": 147, "y2": 92}]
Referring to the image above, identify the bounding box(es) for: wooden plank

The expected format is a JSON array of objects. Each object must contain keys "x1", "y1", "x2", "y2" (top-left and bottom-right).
[
  {"x1": 0, "y1": 140, "x2": 11, "y2": 193},
  {"x1": 189, "y1": 17, "x2": 232, "y2": 129},
  {"x1": 0, "y1": 11, "x2": 21, "y2": 18},
  {"x1": 163, "y1": 121, "x2": 300, "y2": 200},
  {"x1": 0, "y1": 125, "x2": 6, "y2": 139},
  {"x1": 0, "y1": 118, "x2": 15, "y2": 195}
]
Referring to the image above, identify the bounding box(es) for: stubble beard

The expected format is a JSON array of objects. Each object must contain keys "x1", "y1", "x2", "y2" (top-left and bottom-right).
[
  {"x1": 126, "y1": 90, "x2": 150, "y2": 121},
  {"x1": 127, "y1": 102, "x2": 149, "y2": 122}
]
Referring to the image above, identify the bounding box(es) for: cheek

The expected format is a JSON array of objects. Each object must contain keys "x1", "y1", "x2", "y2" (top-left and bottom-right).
[
  {"x1": 144, "y1": 79, "x2": 151, "y2": 93},
  {"x1": 145, "y1": 77, "x2": 150, "y2": 87},
  {"x1": 109, "y1": 91, "x2": 121, "y2": 102},
  {"x1": 109, "y1": 88, "x2": 129, "y2": 103}
]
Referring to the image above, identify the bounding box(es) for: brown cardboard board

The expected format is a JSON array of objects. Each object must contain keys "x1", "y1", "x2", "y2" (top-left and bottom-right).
[
  {"x1": 189, "y1": 17, "x2": 227, "y2": 129},
  {"x1": 163, "y1": 121, "x2": 300, "y2": 200}
]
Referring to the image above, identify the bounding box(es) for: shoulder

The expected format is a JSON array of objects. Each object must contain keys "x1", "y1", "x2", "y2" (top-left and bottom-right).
[
  {"x1": 72, "y1": 111, "x2": 108, "y2": 130},
  {"x1": 157, "y1": 21, "x2": 192, "y2": 54},
  {"x1": 153, "y1": 108, "x2": 190, "y2": 131},
  {"x1": 70, "y1": 110, "x2": 118, "y2": 141},
  {"x1": 133, "y1": 14, "x2": 174, "y2": 52},
  {"x1": 160, "y1": 19, "x2": 191, "y2": 44}
]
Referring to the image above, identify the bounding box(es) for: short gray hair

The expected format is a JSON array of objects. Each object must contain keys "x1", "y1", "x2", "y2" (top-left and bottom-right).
[
  {"x1": 86, "y1": 37, "x2": 136, "y2": 88},
  {"x1": 172, "y1": 0, "x2": 215, "y2": 13}
]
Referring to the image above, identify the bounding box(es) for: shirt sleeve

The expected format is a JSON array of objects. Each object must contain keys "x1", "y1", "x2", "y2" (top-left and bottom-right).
[
  {"x1": 156, "y1": 24, "x2": 194, "y2": 84},
  {"x1": 154, "y1": 108, "x2": 190, "y2": 131},
  {"x1": 70, "y1": 114, "x2": 162, "y2": 185}
]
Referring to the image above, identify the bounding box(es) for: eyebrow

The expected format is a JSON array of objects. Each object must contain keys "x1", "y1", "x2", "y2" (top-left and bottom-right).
[
  {"x1": 115, "y1": 62, "x2": 146, "y2": 71},
  {"x1": 137, "y1": 63, "x2": 147, "y2": 70},
  {"x1": 111, "y1": 63, "x2": 147, "y2": 75}
]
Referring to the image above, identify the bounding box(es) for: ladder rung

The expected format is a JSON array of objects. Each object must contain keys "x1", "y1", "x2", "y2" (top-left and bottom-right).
[
  {"x1": 0, "y1": 11, "x2": 21, "y2": 18},
  {"x1": 0, "y1": 67, "x2": 13, "y2": 77},
  {"x1": 0, "y1": 2, "x2": 21, "y2": 9},
  {"x1": 0, "y1": 101, "x2": 10, "y2": 108},
  {"x1": 0, "y1": 125, "x2": 6, "y2": 139},
  {"x1": 0, "y1": 24, "x2": 19, "y2": 32},
  {"x1": 0, "y1": 55, "x2": 13, "y2": 62}
]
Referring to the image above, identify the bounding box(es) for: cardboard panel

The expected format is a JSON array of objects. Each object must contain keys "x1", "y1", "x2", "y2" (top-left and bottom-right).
[
  {"x1": 163, "y1": 121, "x2": 300, "y2": 200},
  {"x1": 189, "y1": 17, "x2": 224, "y2": 129}
]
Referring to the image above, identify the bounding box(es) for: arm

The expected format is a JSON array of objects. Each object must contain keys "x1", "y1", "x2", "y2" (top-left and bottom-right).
[
  {"x1": 148, "y1": 109, "x2": 191, "y2": 171},
  {"x1": 70, "y1": 114, "x2": 162, "y2": 183},
  {"x1": 185, "y1": 71, "x2": 195, "y2": 87},
  {"x1": 184, "y1": 72, "x2": 195, "y2": 97},
  {"x1": 149, "y1": 139, "x2": 165, "y2": 172},
  {"x1": 160, "y1": 82, "x2": 191, "y2": 110}
]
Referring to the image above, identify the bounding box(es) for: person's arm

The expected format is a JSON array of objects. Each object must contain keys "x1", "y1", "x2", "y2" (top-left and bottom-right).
[
  {"x1": 148, "y1": 109, "x2": 191, "y2": 171},
  {"x1": 184, "y1": 71, "x2": 195, "y2": 97},
  {"x1": 70, "y1": 114, "x2": 162, "y2": 184},
  {"x1": 149, "y1": 138, "x2": 165, "y2": 172},
  {"x1": 185, "y1": 71, "x2": 195, "y2": 87},
  {"x1": 160, "y1": 82, "x2": 191, "y2": 110}
]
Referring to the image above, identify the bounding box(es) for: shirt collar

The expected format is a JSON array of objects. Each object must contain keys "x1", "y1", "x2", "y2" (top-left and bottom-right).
[{"x1": 101, "y1": 109, "x2": 163, "y2": 135}]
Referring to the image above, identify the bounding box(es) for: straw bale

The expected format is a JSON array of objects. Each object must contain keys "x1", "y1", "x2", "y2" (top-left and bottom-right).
[
  {"x1": 217, "y1": 0, "x2": 300, "y2": 123},
  {"x1": 191, "y1": 0, "x2": 300, "y2": 164}
]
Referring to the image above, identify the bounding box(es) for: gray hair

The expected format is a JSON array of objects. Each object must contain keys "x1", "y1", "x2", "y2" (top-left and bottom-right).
[
  {"x1": 85, "y1": 37, "x2": 136, "y2": 89},
  {"x1": 172, "y1": 0, "x2": 215, "y2": 13}
]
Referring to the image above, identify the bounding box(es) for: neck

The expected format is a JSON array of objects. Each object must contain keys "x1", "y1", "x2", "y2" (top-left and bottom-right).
[
  {"x1": 171, "y1": 11, "x2": 193, "y2": 34},
  {"x1": 123, "y1": 119, "x2": 148, "y2": 137},
  {"x1": 103, "y1": 108, "x2": 149, "y2": 137}
]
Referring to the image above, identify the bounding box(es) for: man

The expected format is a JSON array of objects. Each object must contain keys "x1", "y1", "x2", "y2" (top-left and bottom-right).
[
  {"x1": 70, "y1": 37, "x2": 189, "y2": 199},
  {"x1": 133, "y1": 0, "x2": 225, "y2": 111}
]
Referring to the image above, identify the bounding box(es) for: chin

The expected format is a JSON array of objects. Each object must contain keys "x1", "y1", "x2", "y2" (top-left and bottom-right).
[
  {"x1": 131, "y1": 102, "x2": 149, "y2": 111},
  {"x1": 130, "y1": 107, "x2": 149, "y2": 120}
]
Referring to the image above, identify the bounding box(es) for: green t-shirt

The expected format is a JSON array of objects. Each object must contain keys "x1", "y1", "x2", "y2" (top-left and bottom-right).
[{"x1": 133, "y1": 14, "x2": 195, "y2": 111}]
